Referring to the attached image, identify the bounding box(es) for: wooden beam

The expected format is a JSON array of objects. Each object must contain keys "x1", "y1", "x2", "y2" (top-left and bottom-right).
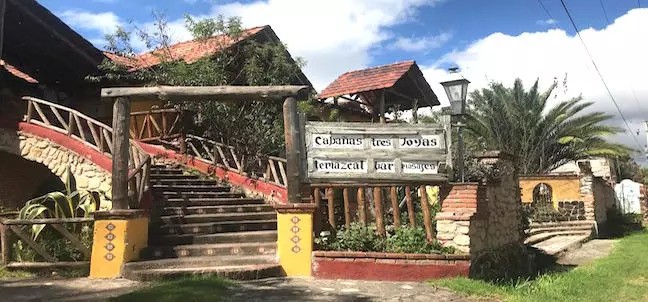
[
  {"x1": 112, "y1": 97, "x2": 131, "y2": 210},
  {"x1": 283, "y1": 96, "x2": 303, "y2": 203},
  {"x1": 101, "y1": 86, "x2": 309, "y2": 102}
]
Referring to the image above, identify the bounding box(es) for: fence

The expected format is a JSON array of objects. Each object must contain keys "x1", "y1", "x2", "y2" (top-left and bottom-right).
[
  {"x1": 311, "y1": 184, "x2": 437, "y2": 242},
  {"x1": 22, "y1": 97, "x2": 151, "y2": 208},
  {"x1": 0, "y1": 217, "x2": 93, "y2": 269},
  {"x1": 130, "y1": 108, "x2": 182, "y2": 142}
]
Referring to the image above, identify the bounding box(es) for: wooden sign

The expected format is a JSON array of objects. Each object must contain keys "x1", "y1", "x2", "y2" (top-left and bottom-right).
[{"x1": 303, "y1": 121, "x2": 451, "y2": 184}]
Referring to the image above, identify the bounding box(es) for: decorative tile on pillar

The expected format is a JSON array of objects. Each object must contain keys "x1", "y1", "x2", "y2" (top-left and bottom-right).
[{"x1": 290, "y1": 216, "x2": 301, "y2": 254}]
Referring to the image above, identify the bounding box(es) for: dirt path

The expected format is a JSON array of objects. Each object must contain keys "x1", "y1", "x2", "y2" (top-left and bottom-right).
[{"x1": 0, "y1": 277, "x2": 141, "y2": 302}]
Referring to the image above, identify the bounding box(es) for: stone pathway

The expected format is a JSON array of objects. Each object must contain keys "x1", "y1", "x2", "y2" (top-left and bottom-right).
[
  {"x1": 532, "y1": 234, "x2": 590, "y2": 256},
  {"x1": 0, "y1": 277, "x2": 141, "y2": 302},
  {"x1": 557, "y1": 239, "x2": 618, "y2": 266},
  {"x1": 227, "y1": 277, "x2": 482, "y2": 302}
]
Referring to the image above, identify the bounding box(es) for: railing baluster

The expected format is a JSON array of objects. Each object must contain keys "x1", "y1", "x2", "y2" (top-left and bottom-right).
[
  {"x1": 313, "y1": 188, "x2": 322, "y2": 235},
  {"x1": 67, "y1": 112, "x2": 76, "y2": 136},
  {"x1": 148, "y1": 113, "x2": 162, "y2": 136},
  {"x1": 161, "y1": 112, "x2": 168, "y2": 137},
  {"x1": 390, "y1": 186, "x2": 401, "y2": 229},
  {"x1": 51, "y1": 107, "x2": 69, "y2": 131},
  {"x1": 343, "y1": 188, "x2": 351, "y2": 229},
  {"x1": 25, "y1": 100, "x2": 34, "y2": 122},
  {"x1": 229, "y1": 147, "x2": 242, "y2": 172},
  {"x1": 269, "y1": 159, "x2": 280, "y2": 185},
  {"x1": 103, "y1": 128, "x2": 113, "y2": 154},
  {"x1": 419, "y1": 186, "x2": 434, "y2": 242},
  {"x1": 32, "y1": 102, "x2": 51, "y2": 125},
  {"x1": 373, "y1": 187, "x2": 386, "y2": 236},
  {"x1": 357, "y1": 187, "x2": 367, "y2": 225},
  {"x1": 86, "y1": 120, "x2": 101, "y2": 149},
  {"x1": 73, "y1": 114, "x2": 86, "y2": 141},
  {"x1": 201, "y1": 141, "x2": 216, "y2": 162},
  {"x1": 215, "y1": 145, "x2": 231, "y2": 169},
  {"x1": 277, "y1": 160, "x2": 288, "y2": 186},
  {"x1": 405, "y1": 186, "x2": 416, "y2": 227},
  {"x1": 327, "y1": 188, "x2": 336, "y2": 229}
]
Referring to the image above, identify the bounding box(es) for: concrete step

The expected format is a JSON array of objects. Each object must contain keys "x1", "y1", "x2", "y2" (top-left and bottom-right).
[
  {"x1": 532, "y1": 234, "x2": 591, "y2": 256},
  {"x1": 150, "y1": 174, "x2": 200, "y2": 180},
  {"x1": 528, "y1": 225, "x2": 594, "y2": 236},
  {"x1": 160, "y1": 212, "x2": 276, "y2": 224},
  {"x1": 529, "y1": 221, "x2": 595, "y2": 228},
  {"x1": 524, "y1": 230, "x2": 590, "y2": 245},
  {"x1": 141, "y1": 242, "x2": 277, "y2": 259},
  {"x1": 161, "y1": 197, "x2": 266, "y2": 207},
  {"x1": 158, "y1": 219, "x2": 277, "y2": 235},
  {"x1": 150, "y1": 168, "x2": 184, "y2": 175},
  {"x1": 152, "y1": 230, "x2": 278, "y2": 246},
  {"x1": 151, "y1": 184, "x2": 231, "y2": 192},
  {"x1": 125, "y1": 255, "x2": 276, "y2": 271},
  {"x1": 155, "y1": 191, "x2": 245, "y2": 199},
  {"x1": 151, "y1": 179, "x2": 221, "y2": 186},
  {"x1": 163, "y1": 204, "x2": 273, "y2": 216},
  {"x1": 123, "y1": 263, "x2": 283, "y2": 281}
]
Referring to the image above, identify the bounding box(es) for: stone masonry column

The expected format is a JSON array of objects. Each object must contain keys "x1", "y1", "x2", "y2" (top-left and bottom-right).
[
  {"x1": 435, "y1": 183, "x2": 482, "y2": 253},
  {"x1": 578, "y1": 161, "x2": 596, "y2": 221}
]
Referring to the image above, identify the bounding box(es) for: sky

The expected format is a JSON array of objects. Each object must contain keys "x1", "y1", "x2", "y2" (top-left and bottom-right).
[{"x1": 39, "y1": 0, "x2": 648, "y2": 162}]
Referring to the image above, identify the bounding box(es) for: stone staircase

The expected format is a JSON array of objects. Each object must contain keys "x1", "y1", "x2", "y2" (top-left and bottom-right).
[
  {"x1": 122, "y1": 164, "x2": 281, "y2": 281},
  {"x1": 525, "y1": 220, "x2": 596, "y2": 256}
]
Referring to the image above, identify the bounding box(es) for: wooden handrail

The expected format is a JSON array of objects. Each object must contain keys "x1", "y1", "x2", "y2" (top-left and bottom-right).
[{"x1": 21, "y1": 97, "x2": 151, "y2": 209}]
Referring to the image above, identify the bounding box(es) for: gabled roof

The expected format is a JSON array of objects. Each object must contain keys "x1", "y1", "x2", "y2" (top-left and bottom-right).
[
  {"x1": 0, "y1": 60, "x2": 39, "y2": 84},
  {"x1": 105, "y1": 26, "x2": 267, "y2": 70},
  {"x1": 318, "y1": 61, "x2": 439, "y2": 110}
]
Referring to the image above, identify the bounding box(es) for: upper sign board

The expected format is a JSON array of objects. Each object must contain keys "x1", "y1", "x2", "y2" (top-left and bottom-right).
[{"x1": 304, "y1": 122, "x2": 451, "y2": 183}]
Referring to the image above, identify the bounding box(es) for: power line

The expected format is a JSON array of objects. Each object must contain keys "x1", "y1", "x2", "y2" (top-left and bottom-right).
[
  {"x1": 558, "y1": 0, "x2": 644, "y2": 151},
  {"x1": 537, "y1": 0, "x2": 556, "y2": 21},
  {"x1": 599, "y1": 0, "x2": 611, "y2": 24}
]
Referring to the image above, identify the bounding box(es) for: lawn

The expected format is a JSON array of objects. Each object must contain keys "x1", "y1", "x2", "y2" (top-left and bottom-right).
[
  {"x1": 432, "y1": 230, "x2": 648, "y2": 302},
  {"x1": 111, "y1": 276, "x2": 232, "y2": 302},
  {"x1": 0, "y1": 267, "x2": 33, "y2": 280}
]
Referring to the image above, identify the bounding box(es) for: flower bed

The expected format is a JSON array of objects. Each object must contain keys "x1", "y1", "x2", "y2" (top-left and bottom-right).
[{"x1": 312, "y1": 251, "x2": 470, "y2": 281}]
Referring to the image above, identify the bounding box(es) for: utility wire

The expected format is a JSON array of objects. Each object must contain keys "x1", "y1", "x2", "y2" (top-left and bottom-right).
[
  {"x1": 599, "y1": 0, "x2": 611, "y2": 24},
  {"x1": 558, "y1": 0, "x2": 644, "y2": 151},
  {"x1": 537, "y1": 0, "x2": 556, "y2": 21}
]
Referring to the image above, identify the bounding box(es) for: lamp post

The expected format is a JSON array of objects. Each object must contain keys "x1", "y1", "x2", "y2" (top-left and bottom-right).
[{"x1": 440, "y1": 78, "x2": 470, "y2": 182}]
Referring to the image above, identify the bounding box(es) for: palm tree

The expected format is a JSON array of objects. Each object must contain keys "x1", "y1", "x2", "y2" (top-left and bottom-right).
[{"x1": 465, "y1": 78, "x2": 630, "y2": 175}]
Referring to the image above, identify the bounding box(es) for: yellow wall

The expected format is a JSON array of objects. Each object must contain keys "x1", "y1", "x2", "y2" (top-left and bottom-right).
[
  {"x1": 519, "y1": 176, "x2": 581, "y2": 205},
  {"x1": 277, "y1": 212, "x2": 313, "y2": 276},
  {"x1": 89, "y1": 216, "x2": 149, "y2": 279}
]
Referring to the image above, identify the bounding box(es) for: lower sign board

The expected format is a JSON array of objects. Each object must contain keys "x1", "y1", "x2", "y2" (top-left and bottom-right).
[{"x1": 304, "y1": 122, "x2": 451, "y2": 183}]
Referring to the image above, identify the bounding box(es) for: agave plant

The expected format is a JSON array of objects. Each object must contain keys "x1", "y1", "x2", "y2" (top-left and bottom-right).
[{"x1": 18, "y1": 166, "x2": 101, "y2": 239}]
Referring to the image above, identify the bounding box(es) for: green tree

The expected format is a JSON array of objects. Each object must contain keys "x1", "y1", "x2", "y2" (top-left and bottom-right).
[
  {"x1": 90, "y1": 14, "x2": 308, "y2": 159},
  {"x1": 465, "y1": 78, "x2": 630, "y2": 174}
]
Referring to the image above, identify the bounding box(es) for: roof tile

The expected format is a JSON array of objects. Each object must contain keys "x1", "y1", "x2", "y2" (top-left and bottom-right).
[
  {"x1": 318, "y1": 61, "x2": 415, "y2": 98},
  {"x1": 0, "y1": 60, "x2": 38, "y2": 84}
]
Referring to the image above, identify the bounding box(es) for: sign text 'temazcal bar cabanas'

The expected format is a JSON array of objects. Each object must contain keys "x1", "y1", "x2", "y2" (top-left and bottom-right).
[{"x1": 304, "y1": 122, "x2": 451, "y2": 183}]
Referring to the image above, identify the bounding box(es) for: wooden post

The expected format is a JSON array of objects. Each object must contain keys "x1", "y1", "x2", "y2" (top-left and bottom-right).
[
  {"x1": 412, "y1": 99, "x2": 419, "y2": 123},
  {"x1": 379, "y1": 91, "x2": 386, "y2": 124},
  {"x1": 373, "y1": 187, "x2": 386, "y2": 236},
  {"x1": 357, "y1": 187, "x2": 367, "y2": 225},
  {"x1": 343, "y1": 188, "x2": 351, "y2": 229},
  {"x1": 390, "y1": 186, "x2": 401, "y2": 228},
  {"x1": 112, "y1": 97, "x2": 131, "y2": 210},
  {"x1": 313, "y1": 188, "x2": 322, "y2": 234},
  {"x1": 405, "y1": 186, "x2": 416, "y2": 227},
  {"x1": 326, "y1": 188, "x2": 335, "y2": 229},
  {"x1": 283, "y1": 96, "x2": 302, "y2": 203},
  {"x1": 0, "y1": 223, "x2": 10, "y2": 265},
  {"x1": 419, "y1": 186, "x2": 434, "y2": 242}
]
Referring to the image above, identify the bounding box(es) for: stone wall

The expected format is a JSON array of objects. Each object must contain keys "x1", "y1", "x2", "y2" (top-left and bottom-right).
[
  {"x1": 0, "y1": 128, "x2": 112, "y2": 208},
  {"x1": 435, "y1": 152, "x2": 522, "y2": 255}
]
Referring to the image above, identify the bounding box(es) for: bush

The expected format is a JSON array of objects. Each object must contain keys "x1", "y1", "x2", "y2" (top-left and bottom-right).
[
  {"x1": 605, "y1": 208, "x2": 643, "y2": 237},
  {"x1": 386, "y1": 226, "x2": 454, "y2": 254}
]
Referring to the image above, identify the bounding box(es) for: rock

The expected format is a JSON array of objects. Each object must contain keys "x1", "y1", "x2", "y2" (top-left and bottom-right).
[
  {"x1": 457, "y1": 226, "x2": 470, "y2": 234},
  {"x1": 77, "y1": 176, "x2": 90, "y2": 188},
  {"x1": 21, "y1": 145, "x2": 31, "y2": 156},
  {"x1": 453, "y1": 234, "x2": 470, "y2": 246},
  {"x1": 89, "y1": 177, "x2": 103, "y2": 189},
  {"x1": 436, "y1": 221, "x2": 457, "y2": 233},
  {"x1": 36, "y1": 140, "x2": 49, "y2": 149}
]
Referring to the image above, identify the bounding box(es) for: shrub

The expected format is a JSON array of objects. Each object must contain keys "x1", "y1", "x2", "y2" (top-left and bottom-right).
[
  {"x1": 385, "y1": 226, "x2": 454, "y2": 254},
  {"x1": 330, "y1": 223, "x2": 386, "y2": 252}
]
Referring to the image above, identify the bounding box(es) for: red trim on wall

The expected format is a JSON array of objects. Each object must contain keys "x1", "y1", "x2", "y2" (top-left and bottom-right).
[
  {"x1": 139, "y1": 143, "x2": 288, "y2": 203},
  {"x1": 313, "y1": 255, "x2": 470, "y2": 281},
  {"x1": 13, "y1": 122, "x2": 112, "y2": 172}
]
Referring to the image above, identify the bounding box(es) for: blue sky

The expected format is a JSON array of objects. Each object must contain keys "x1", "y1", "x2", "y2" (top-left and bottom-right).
[{"x1": 38, "y1": 0, "x2": 648, "y2": 158}]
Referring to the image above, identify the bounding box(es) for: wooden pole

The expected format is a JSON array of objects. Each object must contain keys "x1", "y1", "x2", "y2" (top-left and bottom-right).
[
  {"x1": 326, "y1": 188, "x2": 335, "y2": 229},
  {"x1": 419, "y1": 186, "x2": 434, "y2": 242},
  {"x1": 0, "y1": 224, "x2": 10, "y2": 265},
  {"x1": 343, "y1": 188, "x2": 351, "y2": 229},
  {"x1": 405, "y1": 186, "x2": 416, "y2": 227},
  {"x1": 373, "y1": 187, "x2": 386, "y2": 236},
  {"x1": 357, "y1": 187, "x2": 367, "y2": 225},
  {"x1": 283, "y1": 96, "x2": 303, "y2": 204},
  {"x1": 112, "y1": 97, "x2": 131, "y2": 210},
  {"x1": 379, "y1": 91, "x2": 386, "y2": 124},
  {"x1": 390, "y1": 186, "x2": 401, "y2": 228},
  {"x1": 313, "y1": 188, "x2": 322, "y2": 234}
]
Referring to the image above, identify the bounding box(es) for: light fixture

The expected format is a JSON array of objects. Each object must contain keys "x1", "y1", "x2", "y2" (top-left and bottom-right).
[{"x1": 440, "y1": 78, "x2": 470, "y2": 115}]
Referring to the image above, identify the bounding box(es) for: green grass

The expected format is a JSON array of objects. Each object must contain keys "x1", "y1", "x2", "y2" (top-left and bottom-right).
[
  {"x1": 432, "y1": 230, "x2": 648, "y2": 302},
  {"x1": 0, "y1": 267, "x2": 33, "y2": 280},
  {"x1": 111, "y1": 276, "x2": 232, "y2": 302}
]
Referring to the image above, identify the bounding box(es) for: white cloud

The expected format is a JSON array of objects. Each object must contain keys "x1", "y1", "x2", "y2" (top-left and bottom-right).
[
  {"x1": 57, "y1": 10, "x2": 121, "y2": 35},
  {"x1": 537, "y1": 18, "x2": 558, "y2": 26},
  {"x1": 210, "y1": 0, "x2": 443, "y2": 89},
  {"x1": 390, "y1": 32, "x2": 452, "y2": 52},
  {"x1": 421, "y1": 8, "x2": 648, "y2": 157}
]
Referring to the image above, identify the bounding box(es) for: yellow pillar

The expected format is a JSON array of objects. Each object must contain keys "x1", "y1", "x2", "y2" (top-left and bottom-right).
[
  {"x1": 89, "y1": 210, "x2": 149, "y2": 279},
  {"x1": 274, "y1": 203, "x2": 317, "y2": 277}
]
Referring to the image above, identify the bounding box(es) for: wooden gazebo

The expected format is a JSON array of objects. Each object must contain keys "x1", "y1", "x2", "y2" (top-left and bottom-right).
[{"x1": 318, "y1": 60, "x2": 439, "y2": 122}]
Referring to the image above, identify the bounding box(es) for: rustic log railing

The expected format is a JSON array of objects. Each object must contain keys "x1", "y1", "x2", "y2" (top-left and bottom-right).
[
  {"x1": 130, "y1": 108, "x2": 182, "y2": 142},
  {"x1": 22, "y1": 97, "x2": 151, "y2": 208},
  {"x1": 0, "y1": 217, "x2": 94, "y2": 268},
  {"x1": 184, "y1": 134, "x2": 288, "y2": 187},
  {"x1": 312, "y1": 184, "x2": 436, "y2": 242}
]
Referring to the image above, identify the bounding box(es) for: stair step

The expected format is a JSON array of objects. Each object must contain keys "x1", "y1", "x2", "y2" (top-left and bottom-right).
[
  {"x1": 155, "y1": 191, "x2": 245, "y2": 199},
  {"x1": 123, "y1": 263, "x2": 283, "y2": 281},
  {"x1": 142, "y1": 242, "x2": 277, "y2": 259},
  {"x1": 524, "y1": 230, "x2": 590, "y2": 245},
  {"x1": 529, "y1": 221, "x2": 595, "y2": 228},
  {"x1": 160, "y1": 212, "x2": 276, "y2": 224},
  {"x1": 150, "y1": 168, "x2": 184, "y2": 175},
  {"x1": 125, "y1": 255, "x2": 276, "y2": 271},
  {"x1": 163, "y1": 204, "x2": 273, "y2": 216},
  {"x1": 151, "y1": 179, "x2": 220, "y2": 185},
  {"x1": 162, "y1": 198, "x2": 266, "y2": 206},
  {"x1": 152, "y1": 230, "x2": 278, "y2": 245},
  {"x1": 152, "y1": 185, "x2": 231, "y2": 192},
  {"x1": 158, "y1": 219, "x2": 277, "y2": 235},
  {"x1": 150, "y1": 174, "x2": 200, "y2": 180},
  {"x1": 528, "y1": 225, "x2": 593, "y2": 235}
]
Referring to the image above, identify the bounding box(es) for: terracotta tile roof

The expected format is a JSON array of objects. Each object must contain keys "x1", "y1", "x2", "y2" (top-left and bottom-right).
[
  {"x1": 0, "y1": 60, "x2": 38, "y2": 84},
  {"x1": 318, "y1": 60, "x2": 416, "y2": 98},
  {"x1": 106, "y1": 26, "x2": 268, "y2": 70}
]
